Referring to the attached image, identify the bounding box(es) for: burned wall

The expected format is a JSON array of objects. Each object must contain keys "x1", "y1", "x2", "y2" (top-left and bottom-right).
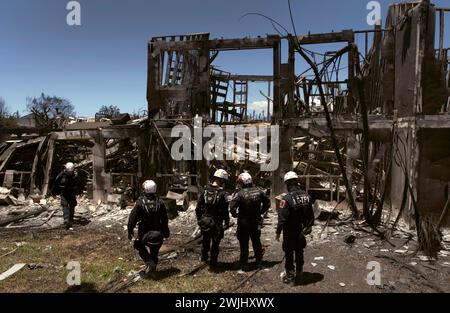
[
  {"x1": 389, "y1": 124, "x2": 417, "y2": 224},
  {"x1": 147, "y1": 34, "x2": 211, "y2": 119},
  {"x1": 417, "y1": 129, "x2": 450, "y2": 225},
  {"x1": 389, "y1": 2, "x2": 447, "y2": 116}
]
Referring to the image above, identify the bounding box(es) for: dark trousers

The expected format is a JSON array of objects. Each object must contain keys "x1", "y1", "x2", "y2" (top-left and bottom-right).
[
  {"x1": 134, "y1": 238, "x2": 162, "y2": 268},
  {"x1": 61, "y1": 194, "x2": 77, "y2": 222},
  {"x1": 237, "y1": 221, "x2": 263, "y2": 264},
  {"x1": 202, "y1": 226, "x2": 224, "y2": 263},
  {"x1": 283, "y1": 233, "x2": 306, "y2": 274}
]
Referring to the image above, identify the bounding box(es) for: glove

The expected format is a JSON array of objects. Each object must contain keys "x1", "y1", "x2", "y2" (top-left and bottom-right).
[
  {"x1": 275, "y1": 233, "x2": 281, "y2": 242},
  {"x1": 128, "y1": 232, "x2": 134, "y2": 241},
  {"x1": 302, "y1": 226, "x2": 312, "y2": 236}
]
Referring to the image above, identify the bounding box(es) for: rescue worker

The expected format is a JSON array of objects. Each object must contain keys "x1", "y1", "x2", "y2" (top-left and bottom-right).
[
  {"x1": 229, "y1": 172, "x2": 270, "y2": 269},
  {"x1": 276, "y1": 171, "x2": 315, "y2": 286},
  {"x1": 52, "y1": 162, "x2": 81, "y2": 229},
  {"x1": 128, "y1": 180, "x2": 170, "y2": 278},
  {"x1": 195, "y1": 169, "x2": 230, "y2": 267}
]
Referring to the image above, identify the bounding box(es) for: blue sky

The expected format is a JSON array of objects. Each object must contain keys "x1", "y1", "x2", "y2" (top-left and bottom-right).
[{"x1": 0, "y1": 0, "x2": 449, "y2": 117}]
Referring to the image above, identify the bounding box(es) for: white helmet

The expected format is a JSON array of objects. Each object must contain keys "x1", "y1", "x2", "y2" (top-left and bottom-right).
[
  {"x1": 65, "y1": 162, "x2": 75, "y2": 173},
  {"x1": 143, "y1": 180, "x2": 157, "y2": 194},
  {"x1": 238, "y1": 172, "x2": 253, "y2": 185},
  {"x1": 284, "y1": 171, "x2": 299, "y2": 183},
  {"x1": 213, "y1": 169, "x2": 229, "y2": 181}
]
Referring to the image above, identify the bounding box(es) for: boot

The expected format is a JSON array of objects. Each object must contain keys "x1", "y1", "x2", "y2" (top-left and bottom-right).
[
  {"x1": 283, "y1": 271, "x2": 296, "y2": 286},
  {"x1": 141, "y1": 262, "x2": 155, "y2": 279},
  {"x1": 209, "y1": 258, "x2": 218, "y2": 268},
  {"x1": 63, "y1": 220, "x2": 72, "y2": 230},
  {"x1": 296, "y1": 268, "x2": 304, "y2": 284},
  {"x1": 239, "y1": 260, "x2": 249, "y2": 271},
  {"x1": 201, "y1": 253, "x2": 209, "y2": 264}
]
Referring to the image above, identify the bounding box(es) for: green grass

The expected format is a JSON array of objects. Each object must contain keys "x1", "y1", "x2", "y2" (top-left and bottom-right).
[{"x1": 0, "y1": 229, "x2": 234, "y2": 293}]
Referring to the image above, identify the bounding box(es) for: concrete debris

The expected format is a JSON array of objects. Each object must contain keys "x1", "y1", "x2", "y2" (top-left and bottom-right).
[
  {"x1": 418, "y1": 255, "x2": 435, "y2": 262},
  {"x1": 339, "y1": 283, "x2": 346, "y2": 287},
  {"x1": 0, "y1": 263, "x2": 26, "y2": 281},
  {"x1": 363, "y1": 241, "x2": 376, "y2": 249},
  {"x1": 314, "y1": 256, "x2": 324, "y2": 261},
  {"x1": 166, "y1": 252, "x2": 178, "y2": 259},
  {"x1": 327, "y1": 265, "x2": 336, "y2": 270},
  {"x1": 443, "y1": 234, "x2": 450, "y2": 243},
  {"x1": 170, "y1": 201, "x2": 198, "y2": 233},
  {"x1": 313, "y1": 200, "x2": 340, "y2": 221},
  {"x1": 0, "y1": 187, "x2": 10, "y2": 194},
  {"x1": 311, "y1": 263, "x2": 317, "y2": 267}
]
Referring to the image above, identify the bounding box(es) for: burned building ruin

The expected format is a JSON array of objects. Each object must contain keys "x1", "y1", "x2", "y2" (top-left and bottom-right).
[{"x1": 1, "y1": 0, "x2": 449, "y2": 229}]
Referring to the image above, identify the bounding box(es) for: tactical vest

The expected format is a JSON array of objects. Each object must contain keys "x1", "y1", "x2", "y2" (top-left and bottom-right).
[
  {"x1": 201, "y1": 187, "x2": 221, "y2": 217},
  {"x1": 287, "y1": 190, "x2": 310, "y2": 220},
  {"x1": 140, "y1": 196, "x2": 160, "y2": 221},
  {"x1": 239, "y1": 187, "x2": 262, "y2": 217},
  {"x1": 291, "y1": 191, "x2": 310, "y2": 208},
  {"x1": 204, "y1": 188, "x2": 219, "y2": 206}
]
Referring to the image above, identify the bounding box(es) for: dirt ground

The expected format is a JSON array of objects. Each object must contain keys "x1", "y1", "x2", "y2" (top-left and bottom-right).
[{"x1": 0, "y1": 204, "x2": 449, "y2": 293}]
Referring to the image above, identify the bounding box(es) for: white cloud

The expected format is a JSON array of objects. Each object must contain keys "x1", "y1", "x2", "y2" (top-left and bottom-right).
[{"x1": 249, "y1": 100, "x2": 272, "y2": 112}]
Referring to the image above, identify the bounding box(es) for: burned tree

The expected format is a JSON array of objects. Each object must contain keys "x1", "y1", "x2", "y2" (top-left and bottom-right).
[
  {"x1": 96, "y1": 105, "x2": 121, "y2": 120},
  {"x1": 26, "y1": 93, "x2": 75, "y2": 132},
  {"x1": 0, "y1": 97, "x2": 8, "y2": 119}
]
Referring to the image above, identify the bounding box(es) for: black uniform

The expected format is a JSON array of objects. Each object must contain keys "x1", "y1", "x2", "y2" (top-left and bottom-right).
[
  {"x1": 195, "y1": 185, "x2": 229, "y2": 265},
  {"x1": 128, "y1": 194, "x2": 170, "y2": 270},
  {"x1": 229, "y1": 186, "x2": 270, "y2": 265},
  {"x1": 52, "y1": 170, "x2": 81, "y2": 224},
  {"x1": 276, "y1": 186, "x2": 314, "y2": 277}
]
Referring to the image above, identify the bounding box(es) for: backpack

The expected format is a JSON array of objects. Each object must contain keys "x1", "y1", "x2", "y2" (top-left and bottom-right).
[
  {"x1": 140, "y1": 196, "x2": 160, "y2": 220},
  {"x1": 242, "y1": 187, "x2": 261, "y2": 203},
  {"x1": 204, "y1": 188, "x2": 219, "y2": 206},
  {"x1": 198, "y1": 188, "x2": 220, "y2": 232},
  {"x1": 239, "y1": 187, "x2": 262, "y2": 217},
  {"x1": 288, "y1": 190, "x2": 314, "y2": 230}
]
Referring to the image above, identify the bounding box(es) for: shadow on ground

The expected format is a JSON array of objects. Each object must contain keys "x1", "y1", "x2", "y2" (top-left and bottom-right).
[
  {"x1": 143, "y1": 267, "x2": 181, "y2": 281},
  {"x1": 209, "y1": 260, "x2": 282, "y2": 273},
  {"x1": 298, "y1": 272, "x2": 324, "y2": 286},
  {"x1": 64, "y1": 282, "x2": 98, "y2": 293},
  {"x1": 73, "y1": 217, "x2": 91, "y2": 226}
]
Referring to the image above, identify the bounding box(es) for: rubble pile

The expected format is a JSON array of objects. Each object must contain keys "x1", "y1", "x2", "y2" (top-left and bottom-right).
[{"x1": 0, "y1": 193, "x2": 133, "y2": 230}]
